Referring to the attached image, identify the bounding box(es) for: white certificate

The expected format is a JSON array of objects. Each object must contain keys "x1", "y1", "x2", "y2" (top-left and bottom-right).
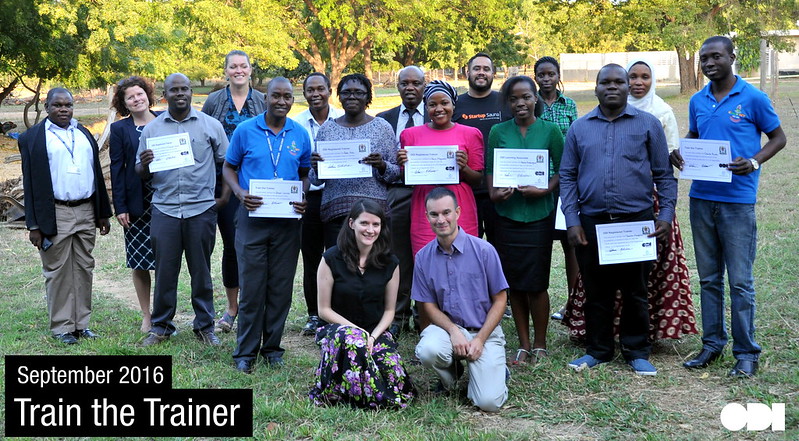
[
  {"x1": 316, "y1": 139, "x2": 372, "y2": 179},
  {"x1": 555, "y1": 197, "x2": 566, "y2": 231},
  {"x1": 595, "y1": 221, "x2": 657, "y2": 265},
  {"x1": 146, "y1": 133, "x2": 194, "y2": 173},
  {"x1": 404, "y1": 145, "x2": 459, "y2": 185},
  {"x1": 248, "y1": 179, "x2": 303, "y2": 219},
  {"x1": 493, "y1": 149, "x2": 549, "y2": 188},
  {"x1": 677, "y1": 138, "x2": 732, "y2": 183}
]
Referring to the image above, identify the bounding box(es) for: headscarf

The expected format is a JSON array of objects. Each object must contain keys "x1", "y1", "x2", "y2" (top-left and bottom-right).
[
  {"x1": 423, "y1": 80, "x2": 458, "y2": 105},
  {"x1": 626, "y1": 59, "x2": 679, "y2": 151},
  {"x1": 626, "y1": 59, "x2": 670, "y2": 119}
]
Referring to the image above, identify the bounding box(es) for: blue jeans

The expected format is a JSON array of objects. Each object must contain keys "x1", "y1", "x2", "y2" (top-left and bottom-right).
[{"x1": 689, "y1": 198, "x2": 761, "y2": 361}]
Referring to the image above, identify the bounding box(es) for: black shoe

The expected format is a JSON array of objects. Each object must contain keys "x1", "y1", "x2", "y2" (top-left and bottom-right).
[
  {"x1": 265, "y1": 356, "x2": 284, "y2": 367},
  {"x1": 683, "y1": 349, "x2": 722, "y2": 369},
  {"x1": 302, "y1": 315, "x2": 319, "y2": 336},
  {"x1": 728, "y1": 359, "x2": 758, "y2": 378},
  {"x1": 194, "y1": 329, "x2": 221, "y2": 346},
  {"x1": 73, "y1": 329, "x2": 99, "y2": 339},
  {"x1": 54, "y1": 333, "x2": 78, "y2": 345},
  {"x1": 235, "y1": 359, "x2": 255, "y2": 374}
]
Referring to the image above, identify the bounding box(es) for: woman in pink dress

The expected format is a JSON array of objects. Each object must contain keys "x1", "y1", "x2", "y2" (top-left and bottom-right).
[{"x1": 397, "y1": 80, "x2": 484, "y2": 256}]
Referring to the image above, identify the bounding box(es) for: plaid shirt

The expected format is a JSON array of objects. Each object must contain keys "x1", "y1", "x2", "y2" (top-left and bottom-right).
[{"x1": 538, "y1": 91, "x2": 578, "y2": 137}]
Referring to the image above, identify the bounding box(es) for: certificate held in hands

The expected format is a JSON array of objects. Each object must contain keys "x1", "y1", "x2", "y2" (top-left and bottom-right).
[
  {"x1": 677, "y1": 138, "x2": 732, "y2": 183},
  {"x1": 146, "y1": 133, "x2": 194, "y2": 173},
  {"x1": 595, "y1": 221, "x2": 657, "y2": 265},
  {"x1": 404, "y1": 145, "x2": 459, "y2": 185},
  {"x1": 316, "y1": 139, "x2": 372, "y2": 179},
  {"x1": 492, "y1": 148, "x2": 549, "y2": 188},
  {"x1": 248, "y1": 179, "x2": 303, "y2": 219}
]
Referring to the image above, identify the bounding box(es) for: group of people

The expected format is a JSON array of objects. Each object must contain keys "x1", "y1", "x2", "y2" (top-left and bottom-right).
[{"x1": 19, "y1": 35, "x2": 785, "y2": 413}]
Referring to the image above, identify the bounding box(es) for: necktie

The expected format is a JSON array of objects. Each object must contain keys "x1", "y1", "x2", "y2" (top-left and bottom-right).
[{"x1": 404, "y1": 108, "x2": 417, "y2": 129}]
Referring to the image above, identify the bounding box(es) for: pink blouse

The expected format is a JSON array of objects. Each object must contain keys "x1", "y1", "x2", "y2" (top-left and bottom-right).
[{"x1": 400, "y1": 123, "x2": 484, "y2": 255}]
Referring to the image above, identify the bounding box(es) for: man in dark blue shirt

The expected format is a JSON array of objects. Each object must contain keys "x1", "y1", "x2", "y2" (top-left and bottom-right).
[{"x1": 560, "y1": 64, "x2": 677, "y2": 376}]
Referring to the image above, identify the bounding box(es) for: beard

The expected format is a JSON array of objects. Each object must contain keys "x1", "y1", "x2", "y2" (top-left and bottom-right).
[{"x1": 468, "y1": 75, "x2": 493, "y2": 93}]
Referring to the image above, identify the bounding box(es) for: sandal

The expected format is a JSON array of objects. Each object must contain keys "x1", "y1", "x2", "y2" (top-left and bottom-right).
[
  {"x1": 530, "y1": 348, "x2": 549, "y2": 363},
  {"x1": 512, "y1": 348, "x2": 531, "y2": 365},
  {"x1": 216, "y1": 312, "x2": 236, "y2": 333}
]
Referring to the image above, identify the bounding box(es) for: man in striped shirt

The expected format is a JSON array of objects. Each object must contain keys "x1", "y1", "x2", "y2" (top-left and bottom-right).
[{"x1": 559, "y1": 64, "x2": 677, "y2": 376}]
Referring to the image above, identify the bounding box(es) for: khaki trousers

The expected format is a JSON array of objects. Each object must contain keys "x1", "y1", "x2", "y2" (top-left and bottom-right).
[{"x1": 39, "y1": 203, "x2": 96, "y2": 334}]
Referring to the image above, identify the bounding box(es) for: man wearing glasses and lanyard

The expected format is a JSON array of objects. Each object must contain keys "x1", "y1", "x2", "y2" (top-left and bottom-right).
[{"x1": 223, "y1": 77, "x2": 312, "y2": 373}]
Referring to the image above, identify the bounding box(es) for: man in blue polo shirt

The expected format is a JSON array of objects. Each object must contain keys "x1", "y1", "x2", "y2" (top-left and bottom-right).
[
  {"x1": 672, "y1": 36, "x2": 786, "y2": 378},
  {"x1": 223, "y1": 77, "x2": 312, "y2": 373}
]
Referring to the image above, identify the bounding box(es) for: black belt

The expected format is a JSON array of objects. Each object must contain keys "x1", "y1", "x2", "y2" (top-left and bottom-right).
[
  {"x1": 583, "y1": 209, "x2": 650, "y2": 221},
  {"x1": 465, "y1": 327, "x2": 481, "y2": 332},
  {"x1": 54, "y1": 197, "x2": 91, "y2": 207}
]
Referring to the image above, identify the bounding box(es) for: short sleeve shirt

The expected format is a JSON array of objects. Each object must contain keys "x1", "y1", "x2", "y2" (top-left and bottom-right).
[
  {"x1": 688, "y1": 76, "x2": 781, "y2": 204},
  {"x1": 225, "y1": 114, "x2": 312, "y2": 188},
  {"x1": 411, "y1": 228, "x2": 509, "y2": 329}
]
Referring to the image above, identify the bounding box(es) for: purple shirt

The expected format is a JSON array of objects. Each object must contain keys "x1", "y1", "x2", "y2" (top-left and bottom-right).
[{"x1": 412, "y1": 228, "x2": 509, "y2": 329}]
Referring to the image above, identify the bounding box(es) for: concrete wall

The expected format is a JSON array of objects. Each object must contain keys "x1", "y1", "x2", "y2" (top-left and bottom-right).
[{"x1": 561, "y1": 51, "x2": 680, "y2": 83}]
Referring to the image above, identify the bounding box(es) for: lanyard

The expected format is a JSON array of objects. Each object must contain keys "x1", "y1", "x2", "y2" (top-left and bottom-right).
[
  {"x1": 264, "y1": 130, "x2": 286, "y2": 178},
  {"x1": 49, "y1": 126, "x2": 75, "y2": 161}
]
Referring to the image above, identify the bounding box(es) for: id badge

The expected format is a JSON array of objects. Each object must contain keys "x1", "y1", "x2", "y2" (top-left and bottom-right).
[{"x1": 66, "y1": 165, "x2": 81, "y2": 175}]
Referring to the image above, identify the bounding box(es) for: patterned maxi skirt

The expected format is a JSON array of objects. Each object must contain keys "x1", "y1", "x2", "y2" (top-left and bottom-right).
[
  {"x1": 562, "y1": 191, "x2": 698, "y2": 341},
  {"x1": 309, "y1": 324, "x2": 416, "y2": 409}
]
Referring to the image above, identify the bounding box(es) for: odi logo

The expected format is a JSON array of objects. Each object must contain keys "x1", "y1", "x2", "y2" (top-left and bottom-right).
[{"x1": 720, "y1": 403, "x2": 785, "y2": 431}]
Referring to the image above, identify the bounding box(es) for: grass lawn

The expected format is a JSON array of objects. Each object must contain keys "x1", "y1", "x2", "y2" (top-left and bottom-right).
[{"x1": 1, "y1": 78, "x2": 797, "y2": 440}]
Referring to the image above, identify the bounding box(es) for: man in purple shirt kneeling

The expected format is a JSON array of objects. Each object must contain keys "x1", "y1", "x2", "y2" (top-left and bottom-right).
[{"x1": 412, "y1": 187, "x2": 510, "y2": 412}]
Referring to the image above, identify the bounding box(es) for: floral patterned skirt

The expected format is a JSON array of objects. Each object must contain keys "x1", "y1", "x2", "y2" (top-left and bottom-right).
[{"x1": 309, "y1": 324, "x2": 416, "y2": 409}]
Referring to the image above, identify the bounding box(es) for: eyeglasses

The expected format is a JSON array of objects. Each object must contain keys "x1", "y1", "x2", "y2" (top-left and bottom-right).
[{"x1": 340, "y1": 90, "x2": 367, "y2": 98}]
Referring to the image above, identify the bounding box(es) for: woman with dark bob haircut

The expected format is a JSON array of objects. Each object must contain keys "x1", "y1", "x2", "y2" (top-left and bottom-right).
[
  {"x1": 109, "y1": 76, "x2": 161, "y2": 332},
  {"x1": 310, "y1": 199, "x2": 416, "y2": 409}
]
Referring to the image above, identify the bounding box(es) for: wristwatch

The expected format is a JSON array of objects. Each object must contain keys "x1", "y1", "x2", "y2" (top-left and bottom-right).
[{"x1": 749, "y1": 158, "x2": 760, "y2": 171}]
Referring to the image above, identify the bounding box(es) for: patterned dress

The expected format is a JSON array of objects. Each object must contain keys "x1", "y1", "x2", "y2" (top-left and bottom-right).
[{"x1": 309, "y1": 247, "x2": 415, "y2": 409}]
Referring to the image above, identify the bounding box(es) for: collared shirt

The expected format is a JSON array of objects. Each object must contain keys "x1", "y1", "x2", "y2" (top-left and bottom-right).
[
  {"x1": 137, "y1": 108, "x2": 228, "y2": 218},
  {"x1": 486, "y1": 118, "x2": 564, "y2": 223},
  {"x1": 537, "y1": 91, "x2": 578, "y2": 137},
  {"x1": 559, "y1": 105, "x2": 677, "y2": 227},
  {"x1": 394, "y1": 103, "x2": 424, "y2": 141},
  {"x1": 293, "y1": 106, "x2": 342, "y2": 192},
  {"x1": 44, "y1": 118, "x2": 95, "y2": 200},
  {"x1": 412, "y1": 227, "x2": 509, "y2": 329},
  {"x1": 226, "y1": 113, "x2": 312, "y2": 188},
  {"x1": 688, "y1": 75, "x2": 781, "y2": 204}
]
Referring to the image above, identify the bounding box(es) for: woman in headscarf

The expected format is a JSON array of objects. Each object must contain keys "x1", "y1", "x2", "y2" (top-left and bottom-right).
[{"x1": 397, "y1": 80, "x2": 484, "y2": 256}]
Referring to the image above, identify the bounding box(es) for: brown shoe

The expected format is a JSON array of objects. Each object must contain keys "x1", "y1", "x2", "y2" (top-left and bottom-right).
[
  {"x1": 140, "y1": 332, "x2": 169, "y2": 347},
  {"x1": 194, "y1": 329, "x2": 221, "y2": 346}
]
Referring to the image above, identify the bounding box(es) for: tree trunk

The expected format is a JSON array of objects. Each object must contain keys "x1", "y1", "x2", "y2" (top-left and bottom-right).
[
  {"x1": 676, "y1": 46, "x2": 701, "y2": 94},
  {"x1": 364, "y1": 44, "x2": 373, "y2": 83},
  {"x1": 0, "y1": 77, "x2": 20, "y2": 107},
  {"x1": 23, "y1": 79, "x2": 43, "y2": 129}
]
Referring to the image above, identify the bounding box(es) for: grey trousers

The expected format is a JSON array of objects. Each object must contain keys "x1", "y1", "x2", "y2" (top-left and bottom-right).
[
  {"x1": 233, "y1": 207, "x2": 301, "y2": 362},
  {"x1": 149, "y1": 206, "x2": 217, "y2": 335}
]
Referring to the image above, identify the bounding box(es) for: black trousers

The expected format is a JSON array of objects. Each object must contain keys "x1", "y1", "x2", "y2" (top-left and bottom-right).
[
  {"x1": 150, "y1": 206, "x2": 217, "y2": 335},
  {"x1": 388, "y1": 185, "x2": 414, "y2": 324},
  {"x1": 575, "y1": 210, "x2": 654, "y2": 361},
  {"x1": 300, "y1": 190, "x2": 324, "y2": 317},
  {"x1": 232, "y1": 207, "x2": 301, "y2": 361}
]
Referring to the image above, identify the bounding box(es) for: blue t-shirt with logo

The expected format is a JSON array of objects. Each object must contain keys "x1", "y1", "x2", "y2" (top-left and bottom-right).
[
  {"x1": 688, "y1": 76, "x2": 781, "y2": 204},
  {"x1": 225, "y1": 113, "x2": 312, "y2": 189}
]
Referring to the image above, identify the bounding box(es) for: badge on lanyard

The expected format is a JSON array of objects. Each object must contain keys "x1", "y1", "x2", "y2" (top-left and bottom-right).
[{"x1": 66, "y1": 164, "x2": 81, "y2": 175}]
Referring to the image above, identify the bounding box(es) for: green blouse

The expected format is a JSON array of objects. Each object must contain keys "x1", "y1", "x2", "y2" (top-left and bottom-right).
[{"x1": 486, "y1": 118, "x2": 564, "y2": 223}]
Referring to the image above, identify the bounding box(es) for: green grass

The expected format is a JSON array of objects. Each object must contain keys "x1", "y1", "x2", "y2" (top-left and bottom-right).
[{"x1": 1, "y1": 78, "x2": 798, "y2": 440}]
